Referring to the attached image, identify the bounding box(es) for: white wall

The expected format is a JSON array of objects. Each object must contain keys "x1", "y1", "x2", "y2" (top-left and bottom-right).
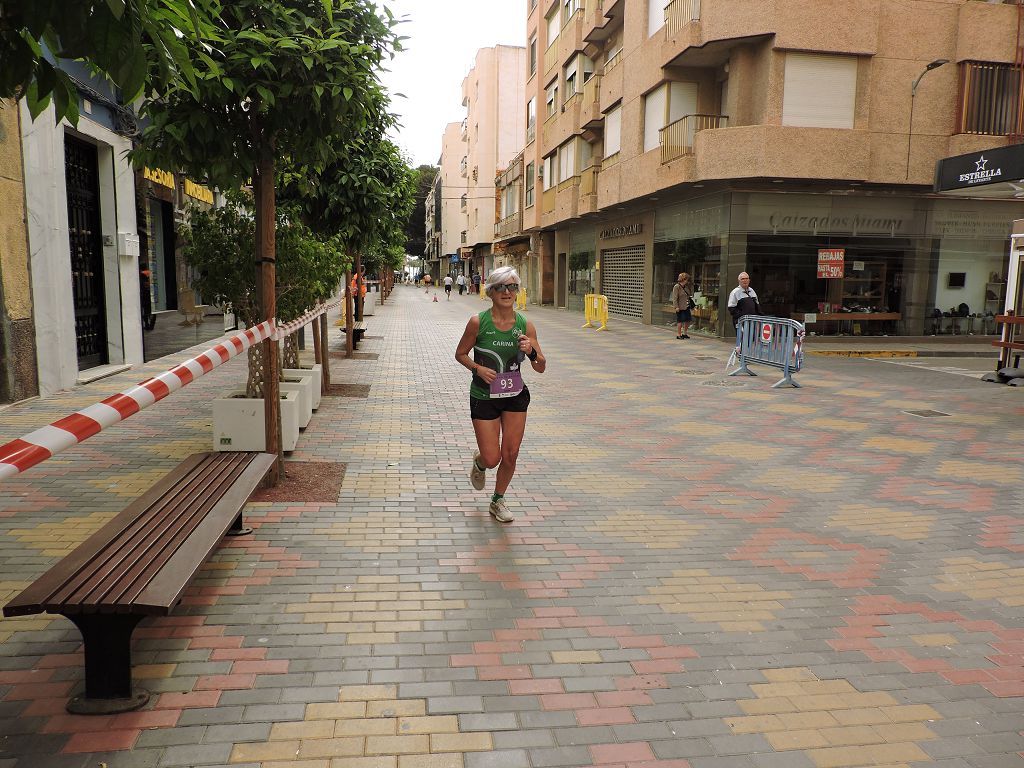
[
  {"x1": 21, "y1": 102, "x2": 141, "y2": 395},
  {"x1": 933, "y1": 237, "x2": 1007, "y2": 315}
]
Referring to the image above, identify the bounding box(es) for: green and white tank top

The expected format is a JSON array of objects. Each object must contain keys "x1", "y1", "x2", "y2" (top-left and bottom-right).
[{"x1": 470, "y1": 310, "x2": 527, "y2": 400}]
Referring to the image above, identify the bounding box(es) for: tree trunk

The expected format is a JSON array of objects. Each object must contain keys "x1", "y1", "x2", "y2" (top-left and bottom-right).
[
  {"x1": 320, "y1": 313, "x2": 331, "y2": 387},
  {"x1": 312, "y1": 314, "x2": 322, "y2": 368},
  {"x1": 344, "y1": 267, "x2": 354, "y2": 358},
  {"x1": 354, "y1": 254, "x2": 364, "y2": 322},
  {"x1": 254, "y1": 143, "x2": 281, "y2": 483}
]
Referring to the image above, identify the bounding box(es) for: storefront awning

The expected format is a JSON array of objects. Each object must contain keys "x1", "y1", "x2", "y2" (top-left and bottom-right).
[{"x1": 934, "y1": 142, "x2": 1024, "y2": 199}]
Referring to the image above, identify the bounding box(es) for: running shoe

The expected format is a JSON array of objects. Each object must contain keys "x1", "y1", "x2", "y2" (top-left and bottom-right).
[
  {"x1": 470, "y1": 451, "x2": 486, "y2": 490},
  {"x1": 489, "y1": 497, "x2": 514, "y2": 523}
]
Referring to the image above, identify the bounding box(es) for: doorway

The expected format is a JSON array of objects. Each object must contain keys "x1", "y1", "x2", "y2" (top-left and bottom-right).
[
  {"x1": 556, "y1": 252, "x2": 567, "y2": 308},
  {"x1": 64, "y1": 135, "x2": 108, "y2": 370}
]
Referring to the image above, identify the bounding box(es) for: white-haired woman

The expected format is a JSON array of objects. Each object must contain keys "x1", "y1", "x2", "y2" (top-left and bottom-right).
[{"x1": 455, "y1": 267, "x2": 546, "y2": 523}]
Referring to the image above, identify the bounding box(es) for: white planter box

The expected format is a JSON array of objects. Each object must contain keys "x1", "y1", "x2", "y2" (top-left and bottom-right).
[
  {"x1": 212, "y1": 389, "x2": 300, "y2": 452},
  {"x1": 285, "y1": 364, "x2": 321, "y2": 410},
  {"x1": 280, "y1": 374, "x2": 313, "y2": 429}
]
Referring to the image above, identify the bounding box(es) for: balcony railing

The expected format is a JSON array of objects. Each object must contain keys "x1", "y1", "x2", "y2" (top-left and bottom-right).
[
  {"x1": 605, "y1": 48, "x2": 621, "y2": 73},
  {"x1": 461, "y1": 118, "x2": 468, "y2": 140},
  {"x1": 659, "y1": 114, "x2": 727, "y2": 163},
  {"x1": 527, "y1": 122, "x2": 536, "y2": 145},
  {"x1": 544, "y1": 42, "x2": 559, "y2": 74},
  {"x1": 583, "y1": 74, "x2": 601, "y2": 106},
  {"x1": 495, "y1": 211, "x2": 523, "y2": 238},
  {"x1": 579, "y1": 165, "x2": 599, "y2": 196},
  {"x1": 665, "y1": 0, "x2": 700, "y2": 36}
]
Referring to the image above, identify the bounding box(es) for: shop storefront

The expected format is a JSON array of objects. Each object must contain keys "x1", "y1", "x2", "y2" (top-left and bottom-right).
[{"x1": 555, "y1": 189, "x2": 1019, "y2": 338}]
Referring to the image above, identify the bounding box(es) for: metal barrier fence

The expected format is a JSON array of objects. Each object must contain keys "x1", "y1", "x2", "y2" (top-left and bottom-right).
[
  {"x1": 0, "y1": 300, "x2": 339, "y2": 481},
  {"x1": 516, "y1": 289, "x2": 528, "y2": 311},
  {"x1": 729, "y1": 315, "x2": 805, "y2": 388},
  {"x1": 582, "y1": 294, "x2": 610, "y2": 331}
]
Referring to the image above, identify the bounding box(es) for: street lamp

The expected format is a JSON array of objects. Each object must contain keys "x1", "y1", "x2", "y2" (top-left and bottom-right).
[{"x1": 906, "y1": 58, "x2": 949, "y2": 180}]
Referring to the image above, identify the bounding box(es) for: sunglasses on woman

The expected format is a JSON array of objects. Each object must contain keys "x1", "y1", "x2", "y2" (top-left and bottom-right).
[{"x1": 492, "y1": 283, "x2": 520, "y2": 294}]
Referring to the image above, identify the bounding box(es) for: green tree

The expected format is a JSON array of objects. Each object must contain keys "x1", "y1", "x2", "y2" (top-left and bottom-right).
[
  {"x1": 0, "y1": 0, "x2": 216, "y2": 124},
  {"x1": 133, "y1": 0, "x2": 400, "y2": 466},
  {"x1": 403, "y1": 164, "x2": 436, "y2": 257}
]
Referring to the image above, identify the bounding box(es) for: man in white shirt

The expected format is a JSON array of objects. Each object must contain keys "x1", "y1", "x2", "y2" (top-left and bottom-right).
[
  {"x1": 727, "y1": 272, "x2": 760, "y2": 328},
  {"x1": 456, "y1": 273, "x2": 467, "y2": 295},
  {"x1": 443, "y1": 274, "x2": 454, "y2": 300}
]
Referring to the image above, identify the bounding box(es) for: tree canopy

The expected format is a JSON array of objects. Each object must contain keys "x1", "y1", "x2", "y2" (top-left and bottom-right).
[
  {"x1": 0, "y1": 0, "x2": 216, "y2": 124},
  {"x1": 403, "y1": 164, "x2": 436, "y2": 258}
]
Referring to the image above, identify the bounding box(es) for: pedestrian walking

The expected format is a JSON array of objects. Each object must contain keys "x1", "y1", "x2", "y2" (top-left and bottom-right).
[
  {"x1": 456, "y1": 273, "x2": 467, "y2": 295},
  {"x1": 727, "y1": 272, "x2": 760, "y2": 327},
  {"x1": 444, "y1": 274, "x2": 454, "y2": 300},
  {"x1": 471, "y1": 271, "x2": 481, "y2": 295},
  {"x1": 423, "y1": 274, "x2": 433, "y2": 292},
  {"x1": 670, "y1": 272, "x2": 694, "y2": 339},
  {"x1": 455, "y1": 266, "x2": 546, "y2": 524}
]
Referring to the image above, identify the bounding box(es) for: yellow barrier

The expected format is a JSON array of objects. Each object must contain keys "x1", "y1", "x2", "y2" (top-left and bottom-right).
[
  {"x1": 479, "y1": 282, "x2": 486, "y2": 300},
  {"x1": 515, "y1": 289, "x2": 528, "y2": 310},
  {"x1": 581, "y1": 293, "x2": 609, "y2": 331}
]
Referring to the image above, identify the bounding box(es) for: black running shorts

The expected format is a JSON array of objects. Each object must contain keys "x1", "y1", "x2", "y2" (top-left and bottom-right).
[{"x1": 469, "y1": 387, "x2": 531, "y2": 420}]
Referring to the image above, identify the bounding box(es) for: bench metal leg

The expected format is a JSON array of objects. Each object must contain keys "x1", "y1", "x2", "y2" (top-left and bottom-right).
[
  {"x1": 65, "y1": 613, "x2": 149, "y2": 714},
  {"x1": 226, "y1": 510, "x2": 253, "y2": 537}
]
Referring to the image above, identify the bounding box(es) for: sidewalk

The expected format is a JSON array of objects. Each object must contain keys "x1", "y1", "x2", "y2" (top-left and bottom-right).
[{"x1": 0, "y1": 285, "x2": 1022, "y2": 768}]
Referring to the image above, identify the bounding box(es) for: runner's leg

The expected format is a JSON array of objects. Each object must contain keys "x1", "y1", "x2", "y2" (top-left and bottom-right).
[
  {"x1": 494, "y1": 410, "x2": 527, "y2": 496},
  {"x1": 472, "y1": 418, "x2": 502, "y2": 469}
]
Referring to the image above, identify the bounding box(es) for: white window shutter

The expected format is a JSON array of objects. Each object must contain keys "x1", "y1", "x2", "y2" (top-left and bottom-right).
[
  {"x1": 782, "y1": 53, "x2": 858, "y2": 129},
  {"x1": 605, "y1": 106, "x2": 622, "y2": 157},
  {"x1": 644, "y1": 85, "x2": 667, "y2": 152},
  {"x1": 669, "y1": 82, "x2": 698, "y2": 123}
]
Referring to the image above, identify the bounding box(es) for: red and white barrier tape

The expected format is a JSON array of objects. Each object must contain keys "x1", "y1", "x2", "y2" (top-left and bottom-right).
[{"x1": 0, "y1": 320, "x2": 274, "y2": 481}]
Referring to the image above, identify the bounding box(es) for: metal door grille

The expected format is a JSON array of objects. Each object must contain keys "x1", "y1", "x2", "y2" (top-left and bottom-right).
[
  {"x1": 65, "y1": 136, "x2": 107, "y2": 369},
  {"x1": 601, "y1": 246, "x2": 645, "y2": 319}
]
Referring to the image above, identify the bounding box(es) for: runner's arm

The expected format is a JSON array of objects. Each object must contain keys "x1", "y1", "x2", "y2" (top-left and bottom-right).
[
  {"x1": 456, "y1": 315, "x2": 496, "y2": 383},
  {"x1": 521, "y1": 321, "x2": 546, "y2": 373}
]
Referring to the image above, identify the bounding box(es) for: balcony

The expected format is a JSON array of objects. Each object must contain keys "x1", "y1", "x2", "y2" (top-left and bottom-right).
[
  {"x1": 582, "y1": 0, "x2": 607, "y2": 43},
  {"x1": 580, "y1": 75, "x2": 602, "y2": 129},
  {"x1": 542, "y1": 188, "x2": 556, "y2": 215},
  {"x1": 461, "y1": 119, "x2": 468, "y2": 141},
  {"x1": 544, "y1": 42, "x2": 559, "y2": 75},
  {"x1": 555, "y1": 176, "x2": 580, "y2": 220},
  {"x1": 460, "y1": 158, "x2": 468, "y2": 177},
  {"x1": 527, "y1": 122, "x2": 536, "y2": 145},
  {"x1": 495, "y1": 211, "x2": 524, "y2": 239},
  {"x1": 660, "y1": 114, "x2": 728, "y2": 163},
  {"x1": 578, "y1": 165, "x2": 599, "y2": 215},
  {"x1": 665, "y1": 0, "x2": 700, "y2": 37}
]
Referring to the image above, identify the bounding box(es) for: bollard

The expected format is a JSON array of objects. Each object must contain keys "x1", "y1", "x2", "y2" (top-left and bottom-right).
[
  {"x1": 516, "y1": 289, "x2": 528, "y2": 311},
  {"x1": 729, "y1": 315, "x2": 805, "y2": 388}
]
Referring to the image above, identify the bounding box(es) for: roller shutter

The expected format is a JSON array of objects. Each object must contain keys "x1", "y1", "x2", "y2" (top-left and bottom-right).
[{"x1": 601, "y1": 246, "x2": 645, "y2": 319}]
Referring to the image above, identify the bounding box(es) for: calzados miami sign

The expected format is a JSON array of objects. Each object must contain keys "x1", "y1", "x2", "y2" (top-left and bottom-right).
[{"x1": 599, "y1": 223, "x2": 642, "y2": 239}]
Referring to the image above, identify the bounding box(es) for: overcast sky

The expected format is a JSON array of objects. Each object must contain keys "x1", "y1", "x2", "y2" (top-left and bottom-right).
[{"x1": 379, "y1": 0, "x2": 527, "y2": 168}]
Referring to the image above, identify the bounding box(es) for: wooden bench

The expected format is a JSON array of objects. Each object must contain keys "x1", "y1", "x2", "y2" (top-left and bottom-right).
[
  {"x1": 3, "y1": 451, "x2": 275, "y2": 714},
  {"x1": 341, "y1": 320, "x2": 368, "y2": 347}
]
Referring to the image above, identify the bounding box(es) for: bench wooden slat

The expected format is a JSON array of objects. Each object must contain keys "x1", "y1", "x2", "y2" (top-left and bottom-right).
[
  {"x1": 49, "y1": 453, "x2": 250, "y2": 613},
  {"x1": 991, "y1": 341, "x2": 1024, "y2": 350},
  {"x1": 80, "y1": 453, "x2": 252, "y2": 612},
  {"x1": 134, "y1": 452, "x2": 276, "y2": 613},
  {"x1": 2, "y1": 453, "x2": 209, "y2": 617}
]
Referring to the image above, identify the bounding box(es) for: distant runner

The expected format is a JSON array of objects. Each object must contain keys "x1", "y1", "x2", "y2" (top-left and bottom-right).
[{"x1": 455, "y1": 266, "x2": 546, "y2": 523}]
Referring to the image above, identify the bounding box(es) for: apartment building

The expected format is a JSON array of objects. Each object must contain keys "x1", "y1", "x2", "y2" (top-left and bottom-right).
[
  {"x1": 498, "y1": 0, "x2": 1023, "y2": 336},
  {"x1": 444, "y1": 45, "x2": 527, "y2": 282},
  {"x1": 426, "y1": 122, "x2": 469, "y2": 282}
]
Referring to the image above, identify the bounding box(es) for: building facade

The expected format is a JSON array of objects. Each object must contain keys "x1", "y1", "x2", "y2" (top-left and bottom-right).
[
  {"x1": 510, "y1": 0, "x2": 1022, "y2": 336},
  {"x1": 0, "y1": 99, "x2": 38, "y2": 404},
  {"x1": 426, "y1": 122, "x2": 472, "y2": 283},
  {"x1": 457, "y1": 45, "x2": 527, "y2": 280}
]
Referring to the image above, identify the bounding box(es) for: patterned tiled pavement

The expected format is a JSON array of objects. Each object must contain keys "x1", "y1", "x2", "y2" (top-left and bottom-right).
[{"x1": 0, "y1": 285, "x2": 1023, "y2": 768}]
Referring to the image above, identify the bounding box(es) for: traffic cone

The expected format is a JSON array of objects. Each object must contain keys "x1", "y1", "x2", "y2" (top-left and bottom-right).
[{"x1": 432, "y1": 294, "x2": 438, "y2": 302}]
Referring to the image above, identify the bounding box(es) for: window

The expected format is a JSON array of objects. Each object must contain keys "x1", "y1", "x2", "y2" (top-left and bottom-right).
[
  {"x1": 643, "y1": 86, "x2": 667, "y2": 152},
  {"x1": 529, "y1": 35, "x2": 537, "y2": 75},
  {"x1": 526, "y1": 97, "x2": 537, "y2": 142},
  {"x1": 604, "y1": 105, "x2": 622, "y2": 157},
  {"x1": 546, "y1": 8, "x2": 560, "y2": 48},
  {"x1": 605, "y1": 40, "x2": 623, "y2": 71},
  {"x1": 460, "y1": 194, "x2": 467, "y2": 211},
  {"x1": 543, "y1": 154, "x2": 556, "y2": 190},
  {"x1": 782, "y1": 53, "x2": 858, "y2": 128},
  {"x1": 525, "y1": 162, "x2": 535, "y2": 207},
  {"x1": 959, "y1": 61, "x2": 1021, "y2": 136},
  {"x1": 647, "y1": 0, "x2": 671, "y2": 36},
  {"x1": 563, "y1": 0, "x2": 581, "y2": 23},
  {"x1": 564, "y1": 54, "x2": 594, "y2": 99},
  {"x1": 501, "y1": 183, "x2": 519, "y2": 218},
  {"x1": 546, "y1": 82, "x2": 559, "y2": 118},
  {"x1": 558, "y1": 140, "x2": 576, "y2": 182}
]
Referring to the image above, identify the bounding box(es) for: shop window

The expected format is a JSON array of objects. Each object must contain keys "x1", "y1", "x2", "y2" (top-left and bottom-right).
[
  {"x1": 652, "y1": 237, "x2": 721, "y2": 335},
  {"x1": 958, "y1": 61, "x2": 1021, "y2": 136},
  {"x1": 568, "y1": 250, "x2": 596, "y2": 313},
  {"x1": 782, "y1": 53, "x2": 857, "y2": 128}
]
